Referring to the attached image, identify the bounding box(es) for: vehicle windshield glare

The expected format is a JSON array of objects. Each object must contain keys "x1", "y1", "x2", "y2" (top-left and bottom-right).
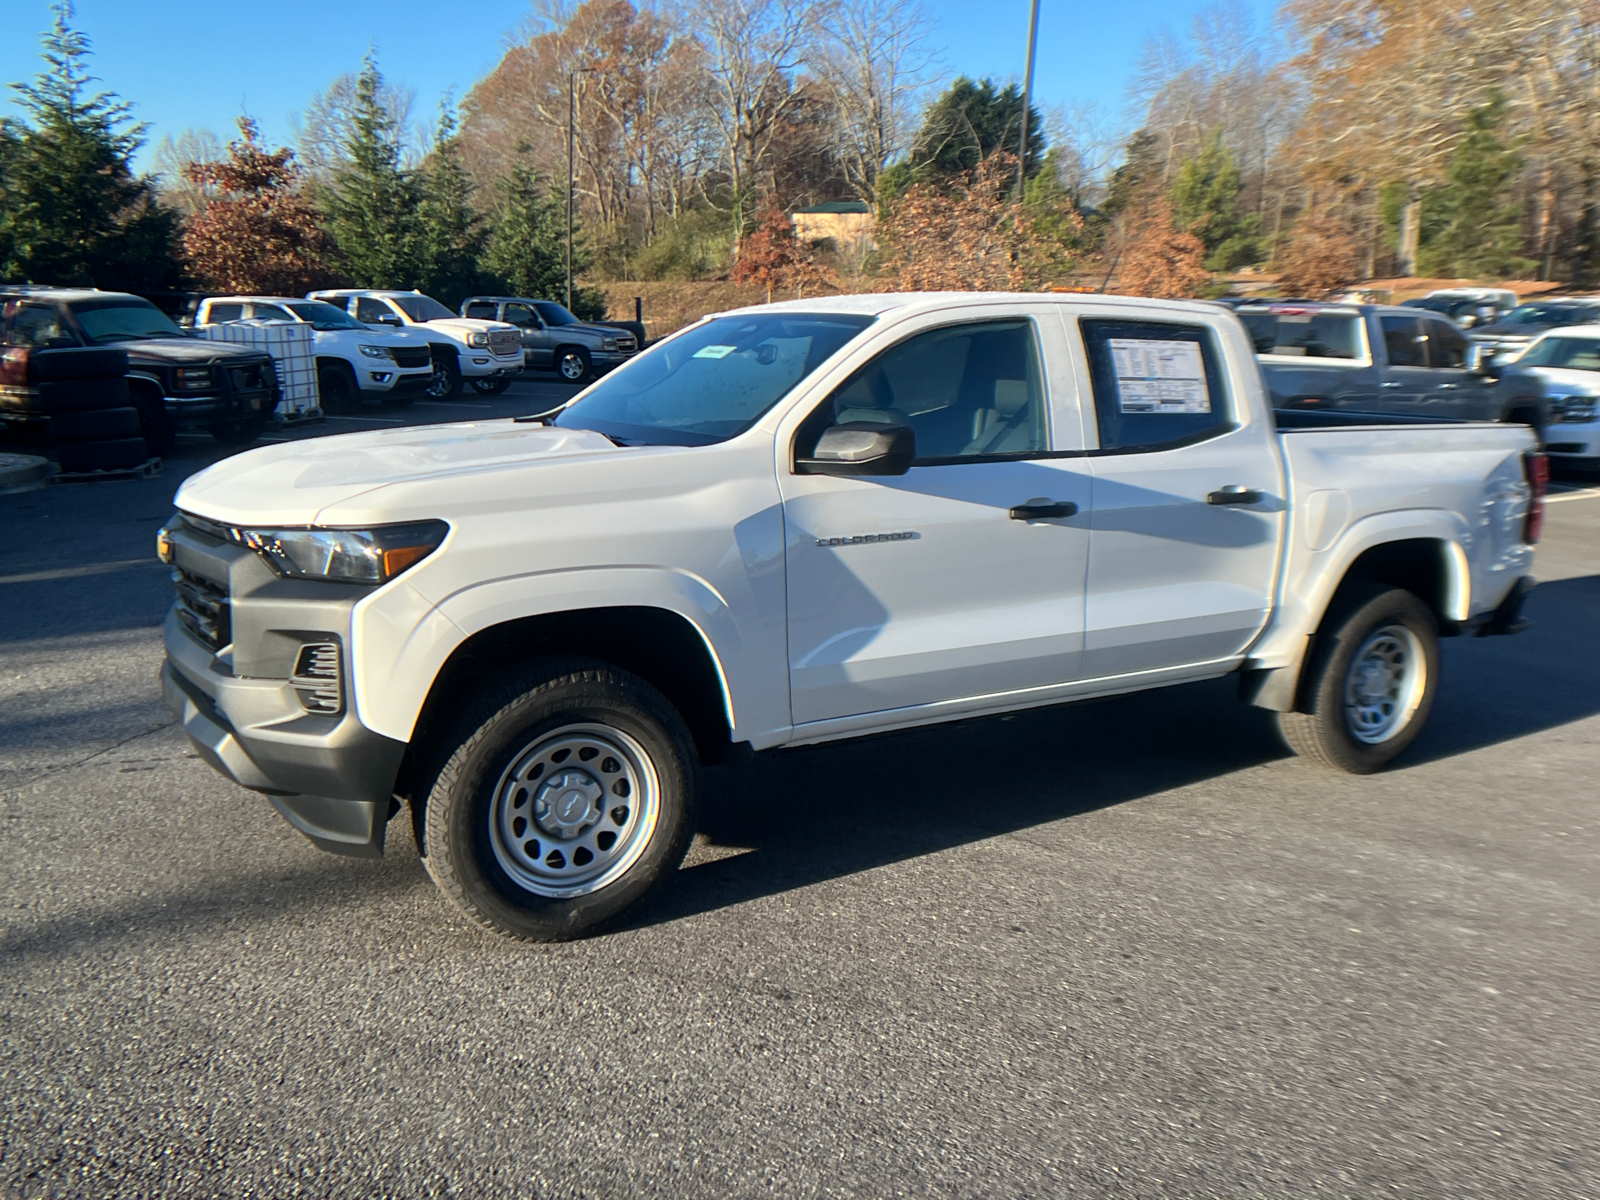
[
  {"x1": 389, "y1": 294, "x2": 456, "y2": 322},
  {"x1": 554, "y1": 312, "x2": 876, "y2": 446},
  {"x1": 1514, "y1": 336, "x2": 1600, "y2": 371},
  {"x1": 70, "y1": 298, "x2": 187, "y2": 343},
  {"x1": 533, "y1": 302, "x2": 580, "y2": 327},
  {"x1": 287, "y1": 301, "x2": 365, "y2": 331}
]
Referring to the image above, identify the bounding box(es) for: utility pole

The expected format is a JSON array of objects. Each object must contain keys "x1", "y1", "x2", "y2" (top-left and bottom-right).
[
  {"x1": 1016, "y1": 0, "x2": 1041, "y2": 201},
  {"x1": 566, "y1": 68, "x2": 597, "y2": 311}
]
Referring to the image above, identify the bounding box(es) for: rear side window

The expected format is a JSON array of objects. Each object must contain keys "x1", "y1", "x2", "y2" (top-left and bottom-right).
[
  {"x1": 463, "y1": 302, "x2": 498, "y2": 320},
  {"x1": 206, "y1": 303, "x2": 244, "y2": 323},
  {"x1": 1380, "y1": 315, "x2": 1426, "y2": 367},
  {"x1": 1080, "y1": 319, "x2": 1231, "y2": 452},
  {"x1": 1239, "y1": 309, "x2": 1361, "y2": 360},
  {"x1": 1426, "y1": 319, "x2": 1468, "y2": 368},
  {"x1": 5, "y1": 304, "x2": 80, "y2": 348}
]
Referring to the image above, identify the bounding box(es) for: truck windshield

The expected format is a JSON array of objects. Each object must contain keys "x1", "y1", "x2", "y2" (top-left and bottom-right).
[
  {"x1": 1515, "y1": 336, "x2": 1600, "y2": 371},
  {"x1": 286, "y1": 301, "x2": 365, "y2": 331},
  {"x1": 1501, "y1": 304, "x2": 1591, "y2": 326},
  {"x1": 70, "y1": 298, "x2": 187, "y2": 343},
  {"x1": 389, "y1": 294, "x2": 457, "y2": 322},
  {"x1": 554, "y1": 312, "x2": 875, "y2": 446},
  {"x1": 1239, "y1": 310, "x2": 1362, "y2": 360},
  {"x1": 533, "y1": 302, "x2": 580, "y2": 327}
]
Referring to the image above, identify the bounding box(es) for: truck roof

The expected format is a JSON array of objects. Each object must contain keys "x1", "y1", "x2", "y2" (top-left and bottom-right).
[{"x1": 716, "y1": 291, "x2": 1241, "y2": 322}]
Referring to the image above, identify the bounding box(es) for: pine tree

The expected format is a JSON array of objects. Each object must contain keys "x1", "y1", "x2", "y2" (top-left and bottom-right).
[
  {"x1": 480, "y1": 148, "x2": 580, "y2": 305},
  {"x1": 1416, "y1": 93, "x2": 1535, "y2": 280},
  {"x1": 317, "y1": 54, "x2": 426, "y2": 289},
  {"x1": 0, "y1": 2, "x2": 179, "y2": 289},
  {"x1": 907, "y1": 77, "x2": 1046, "y2": 184},
  {"x1": 1169, "y1": 130, "x2": 1260, "y2": 271},
  {"x1": 415, "y1": 102, "x2": 487, "y2": 306}
]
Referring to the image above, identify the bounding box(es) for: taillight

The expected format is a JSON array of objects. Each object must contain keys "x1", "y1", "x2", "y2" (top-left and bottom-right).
[
  {"x1": 0, "y1": 346, "x2": 29, "y2": 386},
  {"x1": 1522, "y1": 450, "x2": 1549, "y2": 544}
]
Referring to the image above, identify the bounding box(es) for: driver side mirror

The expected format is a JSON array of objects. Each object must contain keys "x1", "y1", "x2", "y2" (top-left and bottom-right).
[
  {"x1": 796, "y1": 422, "x2": 915, "y2": 477},
  {"x1": 1467, "y1": 343, "x2": 1500, "y2": 377},
  {"x1": 372, "y1": 313, "x2": 403, "y2": 327}
]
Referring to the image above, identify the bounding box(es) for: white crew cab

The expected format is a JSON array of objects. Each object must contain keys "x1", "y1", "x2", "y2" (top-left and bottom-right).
[
  {"x1": 160, "y1": 293, "x2": 1545, "y2": 941},
  {"x1": 194, "y1": 296, "x2": 435, "y2": 411},
  {"x1": 306, "y1": 289, "x2": 522, "y2": 399}
]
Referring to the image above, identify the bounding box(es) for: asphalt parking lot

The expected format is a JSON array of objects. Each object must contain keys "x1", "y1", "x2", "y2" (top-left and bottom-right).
[{"x1": 2, "y1": 388, "x2": 1597, "y2": 1199}]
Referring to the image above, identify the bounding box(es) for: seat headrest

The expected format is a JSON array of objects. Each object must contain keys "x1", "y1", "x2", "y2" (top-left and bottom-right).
[
  {"x1": 993, "y1": 379, "x2": 1030, "y2": 415},
  {"x1": 835, "y1": 407, "x2": 901, "y2": 425}
]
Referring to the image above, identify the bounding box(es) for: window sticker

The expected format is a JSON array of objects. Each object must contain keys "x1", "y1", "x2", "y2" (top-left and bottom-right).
[
  {"x1": 693, "y1": 344, "x2": 736, "y2": 359},
  {"x1": 1108, "y1": 338, "x2": 1211, "y2": 414}
]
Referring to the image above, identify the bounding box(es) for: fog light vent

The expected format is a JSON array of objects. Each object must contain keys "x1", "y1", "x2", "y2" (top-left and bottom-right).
[{"x1": 292, "y1": 641, "x2": 342, "y2": 714}]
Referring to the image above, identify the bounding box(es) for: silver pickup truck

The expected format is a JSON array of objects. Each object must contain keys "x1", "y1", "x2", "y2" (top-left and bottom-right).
[{"x1": 160, "y1": 292, "x2": 1545, "y2": 942}]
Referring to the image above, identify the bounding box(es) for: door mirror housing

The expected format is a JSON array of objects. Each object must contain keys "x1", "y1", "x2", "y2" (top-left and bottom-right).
[
  {"x1": 1467, "y1": 343, "x2": 1501, "y2": 377},
  {"x1": 796, "y1": 422, "x2": 916, "y2": 477},
  {"x1": 372, "y1": 313, "x2": 403, "y2": 328}
]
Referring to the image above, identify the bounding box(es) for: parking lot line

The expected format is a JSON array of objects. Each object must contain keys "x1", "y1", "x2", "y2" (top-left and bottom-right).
[
  {"x1": 1546, "y1": 487, "x2": 1600, "y2": 504},
  {"x1": 414, "y1": 401, "x2": 493, "y2": 409},
  {"x1": 325, "y1": 415, "x2": 404, "y2": 424}
]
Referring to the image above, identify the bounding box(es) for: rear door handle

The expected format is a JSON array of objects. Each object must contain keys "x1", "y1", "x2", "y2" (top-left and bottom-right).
[
  {"x1": 1207, "y1": 486, "x2": 1262, "y2": 506},
  {"x1": 1008, "y1": 499, "x2": 1078, "y2": 520}
]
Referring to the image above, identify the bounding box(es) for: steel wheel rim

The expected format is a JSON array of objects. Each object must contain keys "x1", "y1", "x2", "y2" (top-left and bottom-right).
[
  {"x1": 1342, "y1": 624, "x2": 1426, "y2": 744},
  {"x1": 487, "y1": 722, "x2": 660, "y2": 899},
  {"x1": 558, "y1": 353, "x2": 585, "y2": 381},
  {"x1": 427, "y1": 363, "x2": 453, "y2": 397}
]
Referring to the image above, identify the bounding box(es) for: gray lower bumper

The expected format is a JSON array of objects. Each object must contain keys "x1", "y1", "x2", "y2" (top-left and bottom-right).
[{"x1": 162, "y1": 608, "x2": 407, "y2": 859}]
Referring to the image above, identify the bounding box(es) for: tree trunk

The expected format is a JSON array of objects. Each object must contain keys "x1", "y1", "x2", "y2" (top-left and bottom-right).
[{"x1": 1396, "y1": 186, "x2": 1422, "y2": 277}]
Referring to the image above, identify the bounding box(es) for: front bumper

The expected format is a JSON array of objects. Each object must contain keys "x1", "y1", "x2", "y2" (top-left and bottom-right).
[
  {"x1": 460, "y1": 356, "x2": 521, "y2": 379},
  {"x1": 362, "y1": 369, "x2": 434, "y2": 396},
  {"x1": 160, "y1": 523, "x2": 406, "y2": 857},
  {"x1": 1543, "y1": 418, "x2": 1600, "y2": 459}
]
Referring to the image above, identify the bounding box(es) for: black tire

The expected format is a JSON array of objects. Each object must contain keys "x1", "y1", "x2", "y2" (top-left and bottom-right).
[
  {"x1": 470, "y1": 374, "x2": 514, "y2": 396},
  {"x1": 57, "y1": 437, "x2": 149, "y2": 473},
  {"x1": 555, "y1": 346, "x2": 591, "y2": 383},
  {"x1": 420, "y1": 659, "x2": 699, "y2": 942},
  {"x1": 129, "y1": 386, "x2": 177, "y2": 457},
  {"x1": 317, "y1": 361, "x2": 362, "y2": 414},
  {"x1": 426, "y1": 352, "x2": 463, "y2": 400},
  {"x1": 1276, "y1": 585, "x2": 1440, "y2": 774},
  {"x1": 27, "y1": 347, "x2": 129, "y2": 382},
  {"x1": 47, "y1": 406, "x2": 141, "y2": 443},
  {"x1": 209, "y1": 417, "x2": 267, "y2": 446},
  {"x1": 0, "y1": 377, "x2": 131, "y2": 415}
]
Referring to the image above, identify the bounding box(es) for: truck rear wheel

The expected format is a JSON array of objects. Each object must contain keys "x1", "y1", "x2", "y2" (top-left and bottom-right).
[
  {"x1": 420, "y1": 659, "x2": 698, "y2": 941},
  {"x1": 1276, "y1": 585, "x2": 1439, "y2": 774}
]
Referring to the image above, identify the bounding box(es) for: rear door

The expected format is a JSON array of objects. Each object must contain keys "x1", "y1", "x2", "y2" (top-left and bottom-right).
[
  {"x1": 779, "y1": 305, "x2": 1095, "y2": 727},
  {"x1": 1075, "y1": 314, "x2": 1284, "y2": 679},
  {"x1": 1376, "y1": 314, "x2": 1432, "y2": 409},
  {"x1": 1421, "y1": 317, "x2": 1475, "y2": 417}
]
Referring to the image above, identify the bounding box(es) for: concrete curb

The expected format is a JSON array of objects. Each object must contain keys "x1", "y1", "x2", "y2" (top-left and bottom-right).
[{"x1": 0, "y1": 452, "x2": 52, "y2": 493}]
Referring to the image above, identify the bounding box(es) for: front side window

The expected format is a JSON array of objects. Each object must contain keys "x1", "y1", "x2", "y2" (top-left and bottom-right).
[
  {"x1": 555, "y1": 312, "x2": 873, "y2": 446},
  {"x1": 286, "y1": 301, "x2": 364, "y2": 331},
  {"x1": 249, "y1": 304, "x2": 294, "y2": 323},
  {"x1": 70, "y1": 299, "x2": 186, "y2": 343},
  {"x1": 6, "y1": 304, "x2": 80, "y2": 348},
  {"x1": 1081, "y1": 319, "x2": 1230, "y2": 452},
  {"x1": 1380, "y1": 315, "x2": 1426, "y2": 367},
  {"x1": 795, "y1": 320, "x2": 1047, "y2": 463},
  {"x1": 1239, "y1": 309, "x2": 1362, "y2": 360},
  {"x1": 388, "y1": 294, "x2": 457, "y2": 322},
  {"x1": 1426, "y1": 319, "x2": 1468, "y2": 367},
  {"x1": 355, "y1": 297, "x2": 396, "y2": 324},
  {"x1": 503, "y1": 303, "x2": 540, "y2": 328}
]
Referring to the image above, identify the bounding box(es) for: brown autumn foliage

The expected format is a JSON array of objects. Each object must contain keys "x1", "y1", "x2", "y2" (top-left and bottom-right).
[
  {"x1": 731, "y1": 201, "x2": 839, "y2": 301},
  {"x1": 1113, "y1": 197, "x2": 1210, "y2": 299},
  {"x1": 876, "y1": 151, "x2": 1078, "y2": 291},
  {"x1": 182, "y1": 118, "x2": 338, "y2": 295},
  {"x1": 1276, "y1": 213, "x2": 1364, "y2": 297}
]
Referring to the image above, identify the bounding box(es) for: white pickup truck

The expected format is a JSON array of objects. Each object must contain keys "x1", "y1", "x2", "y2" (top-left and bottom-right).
[{"x1": 159, "y1": 293, "x2": 1545, "y2": 941}]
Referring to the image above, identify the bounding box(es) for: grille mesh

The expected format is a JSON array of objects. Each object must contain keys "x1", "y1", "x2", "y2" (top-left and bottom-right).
[{"x1": 171, "y1": 567, "x2": 230, "y2": 650}]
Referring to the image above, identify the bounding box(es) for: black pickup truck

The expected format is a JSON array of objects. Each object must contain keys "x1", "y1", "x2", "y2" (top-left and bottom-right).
[
  {"x1": 1236, "y1": 302, "x2": 1547, "y2": 429},
  {"x1": 0, "y1": 288, "x2": 280, "y2": 445}
]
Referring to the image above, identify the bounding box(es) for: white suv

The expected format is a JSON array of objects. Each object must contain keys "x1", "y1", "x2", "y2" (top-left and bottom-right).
[
  {"x1": 195, "y1": 296, "x2": 434, "y2": 411},
  {"x1": 308, "y1": 290, "x2": 522, "y2": 399}
]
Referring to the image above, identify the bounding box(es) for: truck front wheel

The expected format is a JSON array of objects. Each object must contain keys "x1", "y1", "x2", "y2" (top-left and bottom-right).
[
  {"x1": 420, "y1": 660, "x2": 698, "y2": 941},
  {"x1": 1276, "y1": 585, "x2": 1439, "y2": 774}
]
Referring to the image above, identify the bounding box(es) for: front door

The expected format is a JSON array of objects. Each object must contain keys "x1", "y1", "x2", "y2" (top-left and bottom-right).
[
  {"x1": 1420, "y1": 316, "x2": 1476, "y2": 417},
  {"x1": 503, "y1": 302, "x2": 552, "y2": 368},
  {"x1": 1074, "y1": 316, "x2": 1283, "y2": 679},
  {"x1": 1376, "y1": 314, "x2": 1433, "y2": 410},
  {"x1": 780, "y1": 313, "x2": 1093, "y2": 727}
]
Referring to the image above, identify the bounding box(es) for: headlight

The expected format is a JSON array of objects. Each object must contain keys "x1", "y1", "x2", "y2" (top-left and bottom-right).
[
  {"x1": 467, "y1": 332, "x2": 489, "y2": 348},
  {"x1": 1554, "y1": 396, "x2": 1598, "y2": 423},
  {"x1": 602, "y1": 338, "x2": 619, "y2": 351},
  {"x1": 175, "y1": 367, "x2": 213, "y2": 391},
  {"x1": 239, "y1": 520, "x2": 449, "y2": 584},
  {"x1": 358, "y1": 344, "x2": 394, "y2": 359}
]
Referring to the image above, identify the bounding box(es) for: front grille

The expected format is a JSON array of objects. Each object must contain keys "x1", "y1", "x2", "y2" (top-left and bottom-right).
[
  {"x1": 614, "y1": 335, "x2": 637, "y2": 353},
  {"x1": 229, "y1": 363, "x2": 265, "y2": 391},
  {"x1": 171, "y1": 566, "x2": 230, "y2": 650},
  {"x1": 488, "y1": 329, "x2": 521, "y2": 356},
  {"x1": 392, "y1": 345, "x2": 431, "y2": 369},
  {"x1": 291, "y1": 641, "x2": 343, "y2": 715}
]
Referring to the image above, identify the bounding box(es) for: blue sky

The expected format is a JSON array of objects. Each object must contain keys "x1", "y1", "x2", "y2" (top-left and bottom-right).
[{"x1": 0, "y1": 0, "x2": 1279, "y2": 172}]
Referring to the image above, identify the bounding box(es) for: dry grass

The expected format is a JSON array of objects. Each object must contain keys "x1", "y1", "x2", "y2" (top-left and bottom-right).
[{"x1": 599, "y1": 279, "x2": 848, "y2": 342}]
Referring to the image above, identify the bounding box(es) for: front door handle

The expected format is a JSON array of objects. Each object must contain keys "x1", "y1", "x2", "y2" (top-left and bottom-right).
[
  {"x1": 1436, "y1": 382, "x2": 1460, "y2": 390},
  {"x1": 1381, "y1": 380, "x2": 1403, "y2": 389},
  {"x1": 1008, "y1": 499, "x2": 1078, "y2": 520},
  {"x1": 1207, "y1": 486, "x2": 1262, "y2": 506}
]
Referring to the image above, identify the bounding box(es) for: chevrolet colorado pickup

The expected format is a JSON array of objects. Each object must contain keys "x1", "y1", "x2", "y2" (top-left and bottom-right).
[{"x1": 159, "y1": 292, "x2": 1544, "y2": 941}]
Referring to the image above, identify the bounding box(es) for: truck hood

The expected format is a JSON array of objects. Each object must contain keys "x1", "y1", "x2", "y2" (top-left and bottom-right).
[
  {"x1": 1517, "y1": 366, "x2": 1600, "y2": 396},
  {"x1": 176, "y1": 421, "x2": 622, "y2": 526},
  {"x1": 416, "y1": 317, "x2": 516, "y2": 337},
  {"x1": 124, "y1": 336, "x2": 268, "y2": 364}
]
